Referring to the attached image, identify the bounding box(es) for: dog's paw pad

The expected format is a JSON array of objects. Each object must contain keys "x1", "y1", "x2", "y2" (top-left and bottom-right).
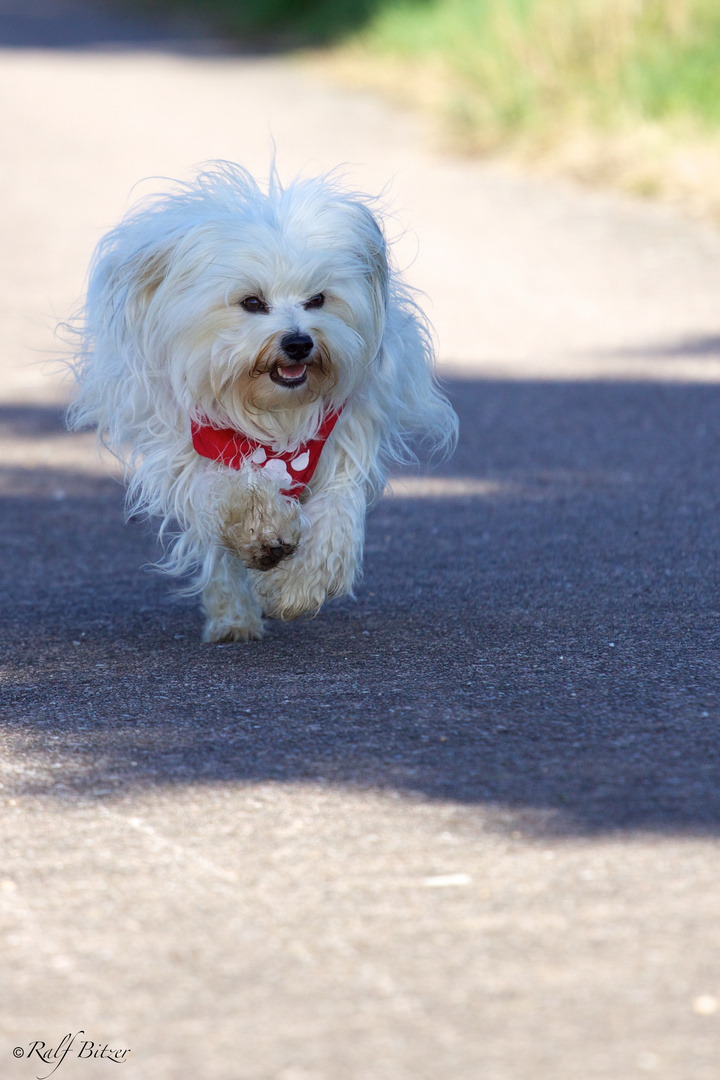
[
  {"x1": 220, "y1": 526, "x2": 298, "y2": 571},
  {"x1": 249, "y1": 538, "x2": 298, "y2": 571}
]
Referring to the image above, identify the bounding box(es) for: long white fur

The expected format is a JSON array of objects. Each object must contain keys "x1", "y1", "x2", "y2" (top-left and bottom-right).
[{"x1": 68, "y1": 161, "x2": 457, "y2": 640}]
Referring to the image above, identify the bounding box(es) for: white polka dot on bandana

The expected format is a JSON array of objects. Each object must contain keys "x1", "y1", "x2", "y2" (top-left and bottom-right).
[
  {"x1": 290, "y1": 451, "x2": 310, "y2": 473},
  {"x1": 262, "y1": 458, "x2": 293, "y2": 486}
]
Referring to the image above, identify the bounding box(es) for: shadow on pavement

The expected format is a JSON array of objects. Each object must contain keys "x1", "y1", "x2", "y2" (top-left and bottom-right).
[
  {"x1": 1, "y1": 377, "x2": 720, "y2": 835},
  {"x1": 0, "y1": 0, "x2": 385, "y2": 52},
  {"x1": 0, "y1": 0, "x2": 232, "y2": 53},
  {"x1": 595, "y1": 334, "x2": 720, "y2": 361}
]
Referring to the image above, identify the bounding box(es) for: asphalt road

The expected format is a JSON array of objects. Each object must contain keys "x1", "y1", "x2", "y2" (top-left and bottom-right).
[{"x1": 2, "y1": 4, "x2": 720, "y2": 1079}]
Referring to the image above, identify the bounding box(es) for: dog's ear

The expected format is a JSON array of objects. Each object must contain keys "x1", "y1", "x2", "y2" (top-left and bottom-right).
[
  {"x1": 128, "y1": 246, "x2": 171, "y2": 311},
  {"x1": 69, "y1": 234, "x2": 176, "y2": 448},
  {"x1": 98, "y1": 240, "x2": 172, "y2": 335},
  {"x1": 354, "y1": 203, "x2": 389, "y2": 303},
  {"x1": 348, "y1": 202, "x2": 389, "y2": 347}
]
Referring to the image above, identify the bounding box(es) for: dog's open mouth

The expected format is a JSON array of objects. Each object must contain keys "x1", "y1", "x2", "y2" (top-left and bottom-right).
[{"x1": 270, "y1": 363, "x2": 308, "y2": 387}]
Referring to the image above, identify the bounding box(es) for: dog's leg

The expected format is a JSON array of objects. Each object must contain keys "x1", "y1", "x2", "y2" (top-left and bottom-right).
[
  {"x1": 201, "y1": 548, "x2": 265, "y2": 642},
  {"x1": 217, "y1": 467, "x2": 302, "y2": 572},
  {"x1": 200, "y1": 467, "x2": 304, "y2": 640},
  {"x1": 251, "y1": 482, "x2": 366, "y2": 621}
]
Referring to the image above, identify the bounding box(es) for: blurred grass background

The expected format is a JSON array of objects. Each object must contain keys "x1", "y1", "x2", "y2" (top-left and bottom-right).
[{"x1": 145, "y1": 0, "x2": 720, "y2": 217}]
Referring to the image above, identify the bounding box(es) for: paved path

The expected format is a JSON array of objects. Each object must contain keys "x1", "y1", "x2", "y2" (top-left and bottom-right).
[{"x1": 2, "y1": 4, "x2": 720, "y2": 1079}]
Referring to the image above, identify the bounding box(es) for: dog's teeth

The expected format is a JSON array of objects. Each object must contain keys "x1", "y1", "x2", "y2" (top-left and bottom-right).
[
  {"x1": 279, "y1": 364, "x2": 306, "y2": 379},
  {"x1": 269, "y1": 363, "x2": 308, "y2": 387}
]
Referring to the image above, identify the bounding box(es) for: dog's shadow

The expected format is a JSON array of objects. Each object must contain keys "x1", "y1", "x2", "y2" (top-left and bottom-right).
[{"x1": 2, "y1": 378, "x2": 720, "y2": 836}]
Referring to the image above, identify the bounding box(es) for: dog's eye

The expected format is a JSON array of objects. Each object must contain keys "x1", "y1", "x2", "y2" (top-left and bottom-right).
[
  {"x1": 240, "y1": 296, "x2": 269, "y2": 314},
  {"x1": 304, "y1": 293, "x2": 325, "y2": 310}
]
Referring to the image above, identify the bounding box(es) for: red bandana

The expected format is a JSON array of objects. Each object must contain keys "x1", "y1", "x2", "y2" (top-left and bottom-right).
[{"x1": 191, "y1": 406, "x2": 344, "y2": 498}]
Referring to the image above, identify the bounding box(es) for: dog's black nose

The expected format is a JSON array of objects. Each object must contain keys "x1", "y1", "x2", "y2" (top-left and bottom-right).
[{"x1": 280, "y1": 332, "x2": 314, "y2": 362}]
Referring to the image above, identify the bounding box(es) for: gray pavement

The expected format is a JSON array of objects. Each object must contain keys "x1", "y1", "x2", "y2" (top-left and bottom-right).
[{"x1": 2, "y1": 4, "x2": 720, "y2": 1080}]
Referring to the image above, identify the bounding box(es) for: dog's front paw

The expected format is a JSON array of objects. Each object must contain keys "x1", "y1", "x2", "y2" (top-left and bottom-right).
[
  {"x1": 258, "y1": 579, "x2": 328, "y2": 622},
  {"x1": 222, "y1": 522, "x2": 300, "y2": 571},
  {"x1": 252, "y1": 546, "x2": 357, "y2": 621},
  {"x1": 219, "y1": 479, "x2": 302, "y2": 572},
  {"x1": 243, "y1": 535, "x2": 298, "y2": 571}
]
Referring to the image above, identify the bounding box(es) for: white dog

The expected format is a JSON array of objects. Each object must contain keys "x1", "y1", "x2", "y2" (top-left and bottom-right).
[{"x1": 68, "y1": 162, "x2": 457, "y2": 641}]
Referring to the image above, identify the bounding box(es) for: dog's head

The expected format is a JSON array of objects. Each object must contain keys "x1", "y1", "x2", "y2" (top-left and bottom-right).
[{"x1": 91, "y1": 164, "x2": 389, "y2": 442}]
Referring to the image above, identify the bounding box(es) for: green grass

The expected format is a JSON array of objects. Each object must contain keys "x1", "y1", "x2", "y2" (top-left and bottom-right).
[
  {"x1": 150, "y1": 0, "x2": 720, "y2": 135},
  {"x1": 142, "y1": 0, "x2": 720, "y2": 212},
  {"x1": 355, "y1": 0, "x2": 720, "y2": 143}
]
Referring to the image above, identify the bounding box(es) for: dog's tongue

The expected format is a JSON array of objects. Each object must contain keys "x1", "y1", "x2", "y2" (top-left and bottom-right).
[{"x1": 279, "y1": 363, "x2": 306, "y2": 380}]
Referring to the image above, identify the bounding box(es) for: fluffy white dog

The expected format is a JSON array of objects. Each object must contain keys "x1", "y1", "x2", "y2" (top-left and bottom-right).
[{"x1": 69, "y1": 162, "x2": 457, "y2": 641}]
